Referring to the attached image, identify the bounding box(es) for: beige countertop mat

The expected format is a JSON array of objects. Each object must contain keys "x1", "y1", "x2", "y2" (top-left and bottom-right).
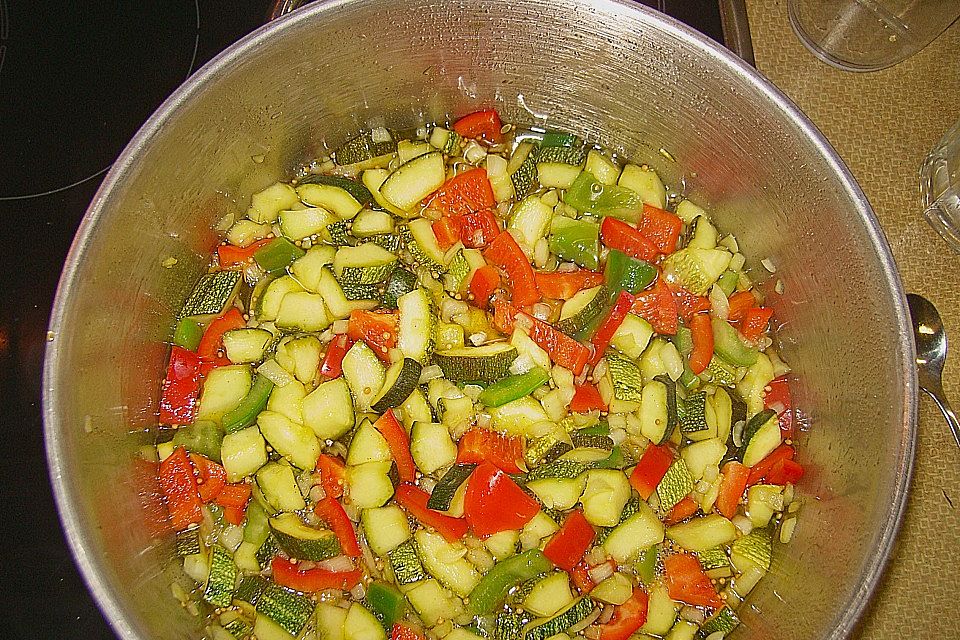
[{"x1": 744, "y1": 1, "x2": 960, "y2": 637}]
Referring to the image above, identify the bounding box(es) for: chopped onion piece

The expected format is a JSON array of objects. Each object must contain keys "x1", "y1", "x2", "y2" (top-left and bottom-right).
[
  {"x1": 331, "y1": 319, "x2": 350, "y2": 335},
  {"x1": 680, "y1": 606, "x2": 705, "y2": 624},
  {"x1": 418, "y1": 364, "x2": 443, "y2": 384},
  {"x1": 660, "y1": 341, "x2": 684, "y2": 382},
  {"x1": 732, "y1": 420, "x2": 746, "y2": 448},
  {"x1": 587, "y1": 561, "x2": 615, "y2": 583},
  {"x1": 469, "y1": 332, "x2": 487, "y2": 346},
  {"x1": 710, "y1": 284, "x2": 730, "y2": 320},
  {"x1": 258, "y1": 359, "x2": 293, "y2": 388},
  {"x1": 568, "y1": 608, "x2": 602, "y2": 634},
  {"x1": 780, "y1": 517, "x2": 798, "y2": 543},
  {"x1": 732, "y1": 514, "x2": 754, "y2": 535},
  {"x1": 318, "y1": 555, "x2": 355, "y2": 573},
  {"x1": 761, "y1": 257, "x2": 777, "y2": 273}
]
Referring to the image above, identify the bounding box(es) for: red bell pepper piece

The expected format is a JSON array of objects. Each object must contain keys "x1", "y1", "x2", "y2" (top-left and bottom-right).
[
  {"x1": 189, "y1": 454, "x2": 227, "y2": 503},
  {"x1": 214, "y1": 482, "x2": 251, "y2": 510},
  {"x1": 159, "y1": 346, "x2": 203, "y2": 425},
  {"x1": 687, "y1": 313, "x2": 714, "y2": 375},
  {"x1": 570, "y1": 383, "x2": 607, "y2": 413},
  {"x1": 543, "y1": 509, "x2": 596, "y2": 571},
  {"x1": 766, "y1": 458, "x2": 805, "y2": 485},
  {"x1": 638, "y1": 205, "x2": 683, "y2": 254},
  {"x1": 158, "y1": 447, "x2": 203, "y2": 531},
  {"x1": 670, "y1": 284, "x2": 712, "y2": 323},
  {"x1": 491, "y1": 293, "x2": 518, "y2": 334},
  {"x1": 664, "y1": 553, "x2": 723, "y2": 609},
  {"x1": 316, "y1": 454, "x2": 347, "y2": 499},
  {"x1": 726, "y1": 290, "x2": 756, "y2": 322},
  {"x1": 589, "y1": 290, "x2": 635, "y2": 366},
  {"x1": 452, "y1": 109, "x2": 504, "y2": 144},
  {"x1": 598, "y1": 588, "x2": 649, "y2": 640},
  {"x1": 513, "y1": 311, "x2": 591, "y2": 375},
  {"x1": 764, "y1": 376, "x2": 795, "y2": 437},
  {"x1": 747, "y1": 444, "x2": 796, "y2": 485},
  {"x1": 271, "y1": 556, "x2": 362, "y2": 592},
  {"x1": 464, "y1": 462, "x2": 540, "y2": 537},
  {"x1": 570, "y1": 559, "x2": 596, "y2": 593},
  {"x1": 459, "y1": 208, "x2": 501, "y2": 248},
  {"x1": 599, "y1": 217, "x2": 658, "y2": 262},
  {"x1": 534, "y1": 270, "x2": 605, "y2": 300},
  {"x1": 391, "y1": 623, "x2": 426, "y2": 640},
  {"x1": 374, "y1": 410, "x2": 417, "y2": 483},
  {"x1": 426, "y1": 167, "x2": 496, "y2": 218},
  {"x1": 469, "y1": 264, "x2": 501, "y2": 308},
  {"x1": 715, "y1": 461, "x2": 750, "y2": 519},
  {"x1": 347, "y1": 310, "x2": 398, "y2": 361},
  {"x1": 320, "y1": 334, "x2": 353, "y2": 379},
  {"x1": 457, "y1": 429, "x2": 525, "y2": 474},
  {"x1": 222, "y1": 505, "x2": 247, "y2": 526},
  {"x1": 197, "y1": 307, "x2": 246, "y2": 361},
  {"x1": 664, "y1": 495, "x2": 700, "y2": 525},
  {"x1": 217, "y1": 238, "x2": 272, "y2": 268},
  {"x1": 395, "y1": 483, "x2": 469, "y2": 542},
  {"x1": 741, "y1": 306, "x2": 774, "y2": 342},
  {"x1": 631, "y1": 279, "x2": 679, "y2": 335},
  {"x1": 432, "y1": 216, "x2": 462, "y2": 251},
  {"x1": 629, "y1": 443, "x2": 673, "y2": 500},
  {"x1": 484, "y1": 232, "x2": 539, "y2": 307},
  {"x1": 315, "y1": 496, "x2": 361, "y2": 557}
]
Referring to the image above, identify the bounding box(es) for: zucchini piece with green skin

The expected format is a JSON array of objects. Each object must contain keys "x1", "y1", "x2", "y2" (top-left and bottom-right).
[
  {"x1": 202, "y1": 546, "x2": 237, "y2": 608},
  {"x1": 345, "y1": 601, "x2": 387, "y2": 640},
  {"x1": 316, "y1": 267, "x2": 377, "y2": 319},
  {"x1": 580, "y1": 468, "x2": 631, "y2": 527},
  {"x1": 341, "y1": 283, "x2": 382, "y2": 301},
  {"x1": 508, "y1": 141, "x2": 537, "y2": 196},
  {"x1": 347, "y1": 420, "x2": 392, "y2": 466},
  {"x1": 322, "y1": 219, "x2": 355, "y2": 246},
  {"x1": 639, "y1": 375, "x2": 678, "y2": 444},
  {"x1": 362, "y1": 504, "x2": 411, "y2": 555},
  {"x1": 301, "y1": 377, "x2": 354, "y2": 440},
  {"x1": 248, "y1": 183, "x2": 301, "y2": 224},
  {"x1": 527, "y1": 476, "x2": 587, "y2": 511},
  {"x1": 521, "y1": 597, "x2": 595, "y2": 640},
  {"x1": 478, "y1": 366, "x2": 550, "y2": 407},
  {"x1": 275, "y1": 291, "x2": 331, "y2": 332},
  {"x1": 603, "y1": 350, "x2": 643, "y2": 408},
  {"x1": 697, "y1": 546, "x2": 732, "y2": 578},
  {"x1": 618, "y1": 164, "x2": 667, "y2": 209},
  {"x1": 591, "y1": 572, "x2": 633, "y2": 605},
  {"x1": 661, "y1": 247, "x2": 732, "y2": 296},
  {"x1": 711, "y1": 316, "x2": 759, "y2": 366},
  {"x1": 740, "y1": 409, "x2": 781, "y2": 467},
  {"x1": 641, "y1": 582, "x2": 680, "y2": 636},
  {"x1": 387, "y1": 539, "x2": 428, "y2": 585},
  {"x1": 401, "y1": 221, "x2": 447, "y2": 272},
  {"x1": 427, "y1": 463, "x2": 477, "y2": 510},
  {"x1": 434, "y1": 343, "x2": 519, "y2": 383},
  {"x1": 351, "y1": 209, "x2": 395, "y2": 238},
  {"x1": 198, "y1": 365, "x2": 252, "y2": 421},
  {"x1": 333, "y1": 243, "x2": 398, "y2": 285},
  {"x1": 697, "y1": 607, "x2": 739, "y2": 639},
  {"x1": 335, "y1": 129, "x2": 398, "y2": 167},
  {"x1": 257, "y1": 410, "x2": 320, "y2": 470},
  {"x1": 497, "y1": 611, "x2": 535, "y2": 640},
  {"x1": 380, "y1": 151, "x2": 446, "y2": 212},
  {"x1": 172, "y1": 420, "x2": 223, "y2": 462},
  {"x1": 584, "y1": 149, "x2": 621, "y2": 185},
  {"x1": 255, "y1": 237, "x2": 306, "y2": 275},
  {"x1": 509, "y1": 195, "x2": 555, "y2": 249},
  {"x1": 398, "y1": 288, "x2": 435, "y2": 363},
  {"x1": 347, "y1": 461, "x2": 395, "y2": 508},
  {"x1": 469, "y1": 550, "x2": 554, "y2": 615},
  {"x1": 257, "y1": 276, "x2": 304, "y2": 322},
  {"x1": 444, "y1": 249, "x2": 472, "y2": 293},
  {"x1": 609, "y1": 313, "x2": 654, "y2": 361},
  {"x1": 371, "y1": 358, "x2": 422, "y2": 413},
  {"x1": 556, "y1": 285, "x2": 608, "y2": 336},
  {"x1": 316, "y1": 603, "x2": 349, "y2": 640},
  {"x1": 666, "y1": 514, "x2": 738, "y2": 552},
  {"x1": 602, "y1": 501, "x2": 664, "y2": 563},
  {"x1": 220, "y1": 613, "x2": 254, "y2": 640},
  {"x1": 428, "y1": 126, "x2": 463, "y2": 155},
  {"x1": 407, "y1": 579, "x2": 463, "y2": 627},
  {"x1": 679, "y1": 391, "x2": 710, "y2": 438},
  {"x1": 701, "y1": 355, "x2": 738, "y2": 387},
  {"x1": 256, "y1": 462, "x2": 306, "y2": 512},
  {"x1": 255, "y1": 582, "x2": 316, "y2": 636},
  {"x1": 289, "y1": 245, "x2": 336, "y2": 291},
  {"x1": 175, "y1": 527, "x2": 202, "y2": 557},
  {"x1": 342, "y1": 340, "x2": 386, "y2": 412},
  {"x1": 410, "y1": 421, "x2": 458, "y2": 475},
  {"x1": 269, "y1": 513, "x2": 341, "y2": 561},
  {"x1": 298, "y1": 173, "x2": 375, "y2": 207},
  {"x1": 297, "y1": 184, "x2": 365, "y2": 221},
  {"x1": 730, "y1": 527, "x2": 773, "y2": 572},
  {"x1": 179, "y1": 270, "x2": 242, "y2": 320},
  {"x1": 279, "y1": 207, "x2": 338, "y2": 241},
  {"x1": 655, "y1": 459, "x2": 695, "y2": 513},
  {"x1": 360, "y1": 233, "x2": 403, "y2": 253},
  {"x1": 380, "y1": 266, "x2": 418, "y2": 310},
  {"x1": 222, "y1": 375, "x2": 274, "y2": 434},
  {"x1": 524, "y1": 459, "x2": 589, "y2": 483},
  {"x1": 235, "y1": 574, "x2": 270, "y2": 607},
  {"x1": 489, "y1": 395, "x2": 550, "y2": 435},
  {"x1": 415, "y1": 529, "x2": 482, "y2": 596},
  {"x1": 220, "y1": 426, "x2": 268, "y2": 482}
]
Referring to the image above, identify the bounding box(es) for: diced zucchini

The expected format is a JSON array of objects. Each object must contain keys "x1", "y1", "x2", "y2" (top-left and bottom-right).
[
  {"x1": 509, "y1": 195, "x2": 555, "y2": 249},
  {"x1": 399, "y1": 388, "x2": 434, "y2": 430},
  {"x1": 172, "y1": 420, "x2": 224, "y2": 463},
  {"x1": 198, "y1": 365, "x2": 253, "y2": 421},
  {"x1": 610, "y1": 314, "x2": 654, "y2": 360},
  {"x1": 604, "y1": 350, "x2": 643, "y2": 410},
  {"x1": 579, "y1": 469, "x2": 631, "y2": 527},
  {"x1": 275, "y1": 291, "x2": 331, "y2": 332},
  {"x1": 221, "y1": 426, "x2": 268, "y2": 481},
  {"x1": 746, "y1": 484, "x2": 784, "y2": 528},
  {"x1": 258, "y1": 276, "x2": 304, "y2": 322},
  {"x1": 249, "y1": 182, "x2": 300, "y2": 224},
  {"x1": 434, "y1": 343, "x2": 518, "y2": 383},
  {"x1": 380, "y1": 151, "x2": 446, "y2": 212},
  {"x1": 666, "y1": 514, "x2": 737, "y2": 552},
  {"x1": 410, "y1": 421, "x2": 458, "y2": 475},
  {"x1": 274, "y1": 336, "x2": 321, "y2": 384},
  {"x1": 661, "y1": 248, "x2": 731, "y2": 296},
  {"x1": 381, "y1": 266, "x2": 420, "y2": 310},
  {"x1": 537, "y1": 162, "x2": 583, "y2": 189},
  {"x1": 523, "y1": 572, "x2": 574, "y2": 617},
  {"x1": 269, "y1": 513, "x2": 341, "y2": 561},
  {"x1": 256, "y1": 462, "x2": 306, "y2": 512},
  {"x1": 301, "y1": 377, "x2": 355, "y2": 440},
  {"x1": 388, "y1": 539, "x2": 428, "y2": 585},
  {"x1": 398, "y1": 288, "x2": 435, "y2": 363},
  {"x1": 406, "y1": 579, "x2": 462, "y2": 627},
  {"x1": 557, "y1": 285, "x2": 607, "y2": 335},
  {"x1": 737, "y1": 353, "x2": 775, "y2": 416},
  {"x1": 602, "y1": 501, "x2": 664, "y2": 563},
  {"x1": 342, "y1": 340, "x2": 386, "y2": 412},
  {"x1": 521, "y1": 597, "x2": 594, "y2": 640},
  {"x1": 202, "y1": 545, "x2": 238, "y2": 607},
  {"x1": 740, "y1": 409, "x2": 781, "y2": 467},
  {"x1": 362, "y1": 504, "x2": 412, "y2": 555},
  {"x1": 344, "y1": 602, "x2": 387, "y2": 640},
  {"x1": 680, "y1": 438, "x2": 726, "y2": 481},
  {"x1": 617, "y1": 164, "x2": 666, "y2": 209},
  {"x1": 257, "y1": 410, "x2": 320, "y2": 470},
  {"x1": 352, "y1": 209, "x2": 395, "y2": 238},
  {"x1": 371, "y1": 358, "x2": 422, "y2": 413},
  {"x1": 656, "y1": 459, "x2": 694, "y2": 513},
  {"x1": 179, "y1": 271, "x2": 243, "y2": 320},
  {"x1": 640, "y1": 582, "x2": 679, "y2": 636},
  {"x1": 490, "y1": 396, "x2": 550, "y2": 436},
  {"x1": 226, "y1": 219, "x2": 271, "y2": 247},
  {"x1": 347, "y1": 420, "x2": 393, "y2": 466},
  {"x1": 279, "y1": 207, "x2": 337, "y2": 240},
  {"x1": 334, "y1": 244, "x2": 397, "y2": 285},
  {"x1": 699, "y1": 607, "x2": 739, "y2": 638},
  {"x1": 522, "y1": 512, "x2": 561, "y2": 541},
  {"x1": 346, "y1": 461, "x2": 395, "y2": 508},
  {"x1": 706, "y1": 387, "x2": 734, "y2": 444},
  {"x1": 688, "y1": 215, "x2": 718, "y2": 250},
  {"x1": 730, "y1": 527, "x2": 773, "y2": 572},
  {"x1": 316, "y1": 603, "x2": 349, "y2": 640},
  {"x1": 638, "y1": 377, "x2": 677, "y2": 444},
  {"x1": 527, "y1": 476, "x2": 587, "y2": 511},
  {"x1": 591, "y1": 572, "x2": 633, "y2": 605},
  {"x1": 222, "y1": 328, "x2": 272, "y2": 364},
  {"x1": 254, "y1": 582, "x2": 315, "y2": 636},
  {"x1": 297, "y1": 183, "x2": 364, "y2": 220},
  {"x1": 428, "y1": 463, "x2": 477, "y2": 511},
  {"x1": 584, "y1": 149, "x2": 621, "y2": 185},
  {"x1": 484, "y1": 529, "x2": 520, "y2": 560},
  {"x1": 415, "y1": 529, "x2": 481, "y2": 597}
]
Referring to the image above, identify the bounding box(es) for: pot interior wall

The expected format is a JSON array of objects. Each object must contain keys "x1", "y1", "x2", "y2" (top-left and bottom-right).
[{"x1": 45, "y1": 1, "x2": 913, "y2": 638}]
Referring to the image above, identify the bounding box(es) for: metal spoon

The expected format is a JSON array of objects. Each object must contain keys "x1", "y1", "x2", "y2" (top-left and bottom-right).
[{"x1": 907, "y1": 293, "x2": 960, "y2": 448}]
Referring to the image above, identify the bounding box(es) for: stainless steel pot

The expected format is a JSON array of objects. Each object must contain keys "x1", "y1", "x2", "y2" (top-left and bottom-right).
[{"x1": 43, "y1": 0, "x2": 916, "y2": 638}]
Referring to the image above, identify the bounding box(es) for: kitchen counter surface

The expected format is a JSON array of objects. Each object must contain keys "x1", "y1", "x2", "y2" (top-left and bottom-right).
[{"x1": 745, "y1": 2, "x2": 960, "y2": 637}]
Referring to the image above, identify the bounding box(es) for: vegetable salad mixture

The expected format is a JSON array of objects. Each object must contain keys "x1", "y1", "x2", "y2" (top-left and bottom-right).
[{"x1": 154, "y1": 108, "x2": 803, "y2": 640}]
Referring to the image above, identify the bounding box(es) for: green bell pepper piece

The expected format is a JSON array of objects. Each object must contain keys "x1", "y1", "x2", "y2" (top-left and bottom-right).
[
  {"x1": 243, "y1": 499, "x2": 272, "y2": 546},
  {"x1": 672, "y1": 325, "x2": 694, "y2": 356},
  {"x1": 173, "y1": 316, "x2": 205, "y2": 351},
  {"x1": 636, "y1": 545, "x2": 658, "y2": 585},
  {"x1": 540, "y1": 130, "x2": 581, "y2": 148},
  {"x1": 575, "y1": 421, "x2": 610, "y2": 437},
  {"x1": 593, "y1": 446, "x2": 624, "y2": 469},
  {"x1": 562, "y1": 171, "x2": 645, "y2": 223},
  {"x1": 222, "y1": 374, "x2": 275, "y2": 434},
  {"x1": 716, "y1": 270, "x2": 739, "y2": 297},
  {"x1": 549, "y1": 216, "x2": 600, "y2": 270},
  {"x1": 711, "y1": 316, "x2": 759, "y2": 366},
  {"x1": 469, "y1": 550, "x2": 553, "y2": 615},
  {"x1": 366, "y1": 581, "x2": 407, "y2": 629},
  {"x1": 171, "y1": 420, "x2": 223, "y2": 462},
  {"x1": 254, "y1": 237, "x2": 306, "y2": 275},
  {"x1": 604, "y1": 249, "x2": 658, "y2": 296},
  {"x1": 478, "y1": 367, "x2": 551, "y2": 408}
]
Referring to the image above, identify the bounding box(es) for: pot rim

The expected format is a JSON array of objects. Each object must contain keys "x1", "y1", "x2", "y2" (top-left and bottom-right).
[{"x1": 42, "y1": 1, "x2": 917, "y2": 638}]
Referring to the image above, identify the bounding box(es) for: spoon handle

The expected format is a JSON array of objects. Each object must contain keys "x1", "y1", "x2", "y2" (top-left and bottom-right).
[{"x1": 922, "y1": 386, "x2": 960, "y2": 449}]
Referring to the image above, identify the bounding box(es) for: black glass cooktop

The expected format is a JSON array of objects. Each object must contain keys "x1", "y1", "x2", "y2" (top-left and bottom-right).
[{"x1": 0, "y1": 1, "x2": 744, "y2": 638}]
